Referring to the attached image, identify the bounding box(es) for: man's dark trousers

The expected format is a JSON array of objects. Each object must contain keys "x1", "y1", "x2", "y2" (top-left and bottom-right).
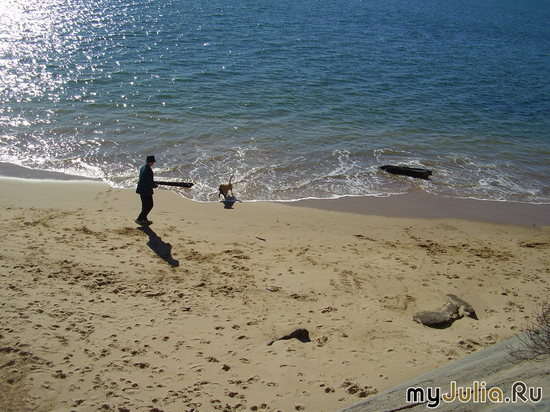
[{"x1": 138, "y1": 195, "x2": 153, "y2": 221}]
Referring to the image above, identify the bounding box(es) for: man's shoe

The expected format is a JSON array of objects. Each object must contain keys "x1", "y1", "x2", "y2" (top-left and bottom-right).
[
  {"x1": 135, "y1": 219, "x2": 147, "y2": 225},
  {"x1": 145, "y1": 220, "x2": 153, "y2": 225}
]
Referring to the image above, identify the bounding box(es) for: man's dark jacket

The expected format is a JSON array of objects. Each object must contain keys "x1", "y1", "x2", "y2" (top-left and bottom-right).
[{"x1": 136, "y1": 164, "x2": 157, "y2": 195}]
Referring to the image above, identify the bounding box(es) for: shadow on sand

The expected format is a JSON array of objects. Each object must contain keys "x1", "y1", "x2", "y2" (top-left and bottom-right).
[
  {"x1": 221, "y1": 196, "x2": 241, "y2": 209},
  {"x1": 138, "y1": 226, "x2": 179, "y2": 267}
]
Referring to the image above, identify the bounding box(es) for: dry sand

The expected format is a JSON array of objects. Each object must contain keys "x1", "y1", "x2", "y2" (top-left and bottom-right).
[{"x1": 1, "y1": 176, "x2": 549, "y2": 411}]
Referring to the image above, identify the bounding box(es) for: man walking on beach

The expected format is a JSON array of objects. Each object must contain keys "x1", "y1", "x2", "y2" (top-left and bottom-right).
[{"x1": 135, "y1": 155, "x2": 158, "y2": 225}]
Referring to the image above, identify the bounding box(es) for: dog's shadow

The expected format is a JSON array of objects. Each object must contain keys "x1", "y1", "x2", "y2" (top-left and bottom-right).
[
  {"x1": 221, "y1": 196, "x2": 241, "y2": 209},
  {"x1": 138, "y1": 226, "x2": 179, "y2": 267}
]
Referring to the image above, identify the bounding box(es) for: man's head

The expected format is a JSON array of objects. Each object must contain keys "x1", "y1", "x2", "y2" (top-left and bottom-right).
[{"x1": 146, "y1": 155, "x2": 156, "y2": 166}]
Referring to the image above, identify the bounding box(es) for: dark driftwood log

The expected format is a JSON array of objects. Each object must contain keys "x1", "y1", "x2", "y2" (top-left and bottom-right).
[
  {"x1": 156, "y1": 181, "x2": 194, "y2": 188},
  {"x1": 379, "y1": 165, "x2": 432, "y2": 180}
]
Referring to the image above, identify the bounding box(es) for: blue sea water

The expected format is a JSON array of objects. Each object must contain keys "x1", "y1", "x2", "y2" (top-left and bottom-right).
[{"x1": 1, "y1": 0, "x2": 549, "y2": 202}]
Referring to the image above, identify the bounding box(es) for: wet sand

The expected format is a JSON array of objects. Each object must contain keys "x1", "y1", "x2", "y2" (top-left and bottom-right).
[{"x1": 291, "y1": 192, "x2": 550, "y2": 227}]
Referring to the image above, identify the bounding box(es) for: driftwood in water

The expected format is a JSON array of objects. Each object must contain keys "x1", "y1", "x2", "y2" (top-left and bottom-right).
[{"x1": 380, "y1": 165, "x2": 432, "y2": 180}]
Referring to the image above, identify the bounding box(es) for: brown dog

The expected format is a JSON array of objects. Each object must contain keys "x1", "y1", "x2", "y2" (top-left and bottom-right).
[{"x1": 218, "y1": 175, "x2": 234, "y2": 199}]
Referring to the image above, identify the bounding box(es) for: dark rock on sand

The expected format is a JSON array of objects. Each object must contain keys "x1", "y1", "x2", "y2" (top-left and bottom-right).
[
  {"x1": 413, "y1": 295, "x2": 477, "y2": 328},
  {"x1": 413, "y1": 309, "x2": 457, "y2": 328},
  {"x1": 447, "y1": 293, "x2": 478, "y2": 320},
  {"x1": 267, "y1": 328, "x2": 311, "y2": 346}
]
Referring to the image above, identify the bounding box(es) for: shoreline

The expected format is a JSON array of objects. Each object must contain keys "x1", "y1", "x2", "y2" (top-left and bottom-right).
[
  {"x1": 0, "y1": 161, "x2": 102, "y2": 182},
  {"x1": 2, "y1": 161, "x2": 548, "y2": 227},
  {"x1": 290, "y1": 193, "x2": 550, "y2": 227},
  {"x1": 1, "y1": 176, "x2": 549, "y2": 411}
]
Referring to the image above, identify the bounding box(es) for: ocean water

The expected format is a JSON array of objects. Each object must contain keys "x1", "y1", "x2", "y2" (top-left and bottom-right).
[{"x1": 1, "y1": 0, "x2": 549, "y2": 203}]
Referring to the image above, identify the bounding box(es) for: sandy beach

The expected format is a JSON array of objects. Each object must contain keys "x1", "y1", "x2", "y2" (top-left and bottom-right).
[{"x1": 1, "y1": 175, "x2": 549, "y2": 411}]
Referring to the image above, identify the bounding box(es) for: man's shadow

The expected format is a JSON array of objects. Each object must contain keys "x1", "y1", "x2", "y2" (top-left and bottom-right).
[{"x1": 138, "y1": 226, "x2": 179, "y2": 267}]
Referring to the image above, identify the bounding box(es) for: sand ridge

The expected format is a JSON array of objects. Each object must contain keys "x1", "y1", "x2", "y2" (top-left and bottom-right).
[{"x1": 0, "y1": 178, "x2": 549, "y2": 411}]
